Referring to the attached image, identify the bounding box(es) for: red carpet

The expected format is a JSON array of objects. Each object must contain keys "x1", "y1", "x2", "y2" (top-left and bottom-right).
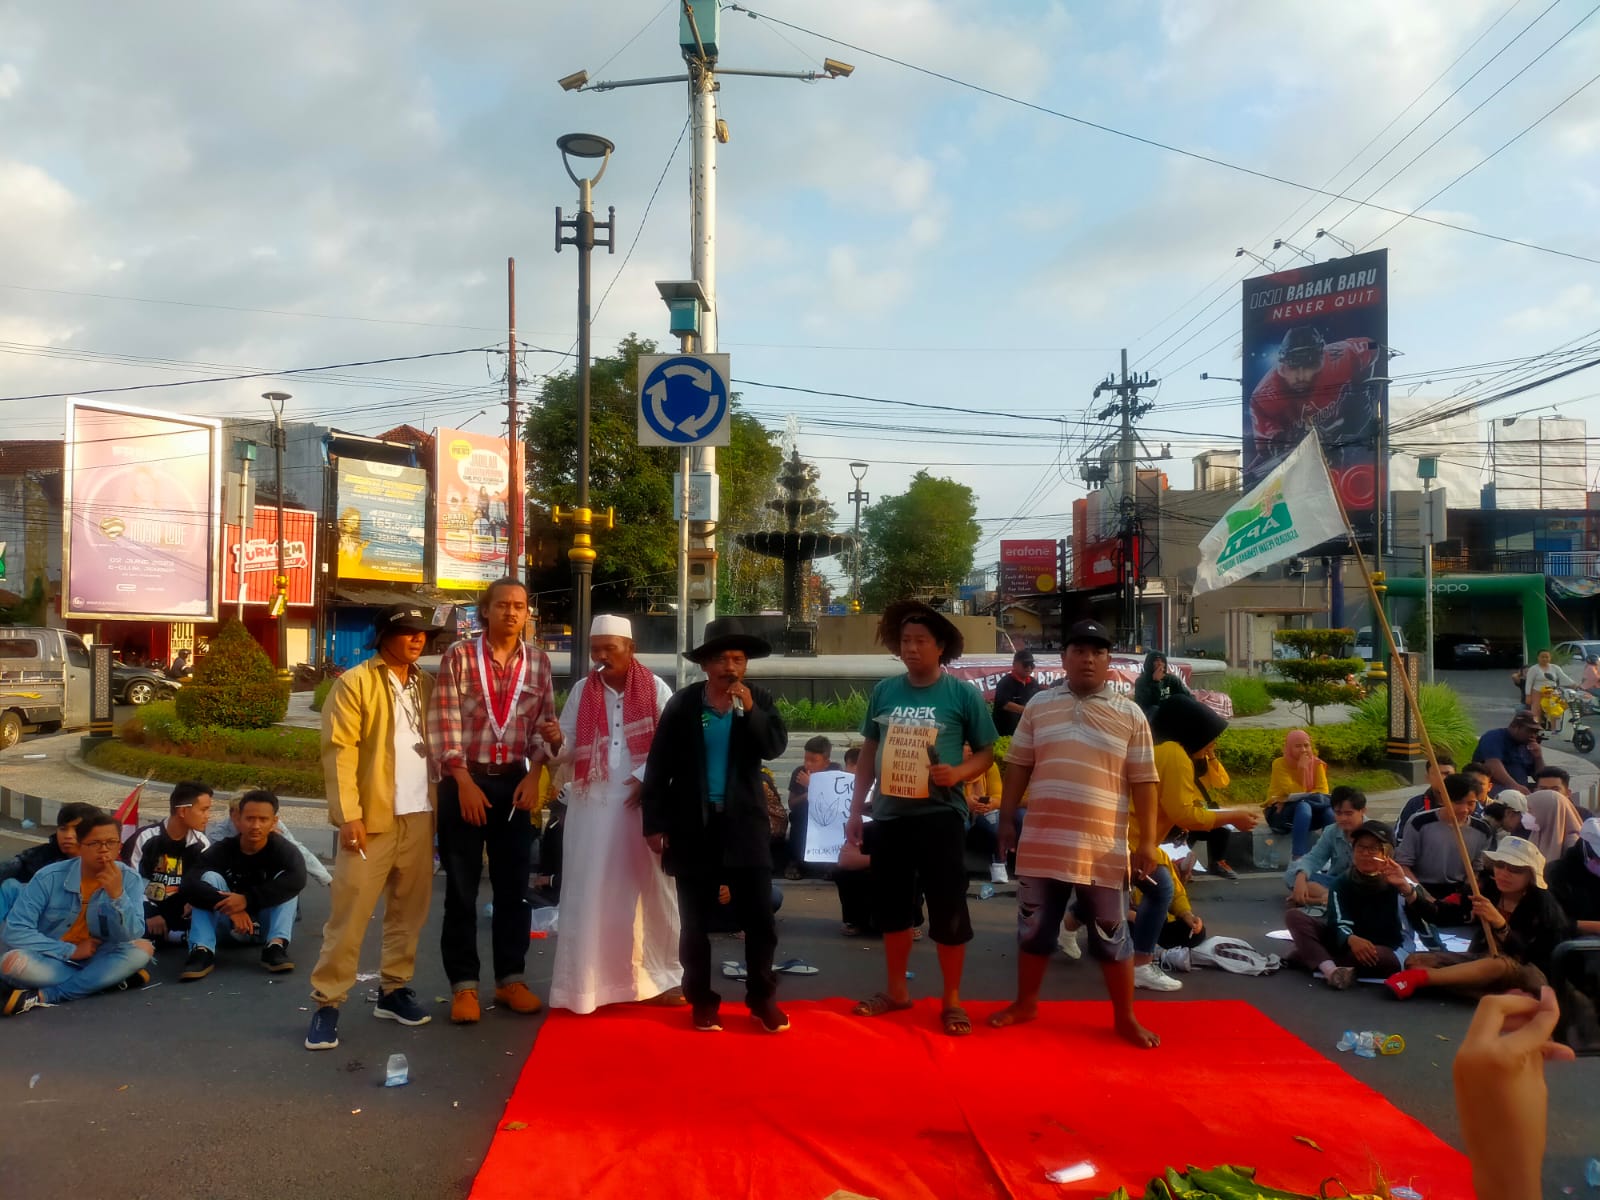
[{"x1": 471, "y1": 999, "x2": 1472, "y2": 1200}]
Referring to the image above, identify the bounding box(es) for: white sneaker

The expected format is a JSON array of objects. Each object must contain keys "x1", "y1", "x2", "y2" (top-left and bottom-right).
[
  {"x1": 1057, "y1": 926, "x2": 1083, "y2": 960},
  {"x1": 988, "y1": 862, "x2": 1010, "y2": 885},
  {"x1": 1134, "y1": 963, "x2": 1183, "y2": 992},
  {"x1": 1158, "y1": 946, "x2": 1193, "y2": 974}
]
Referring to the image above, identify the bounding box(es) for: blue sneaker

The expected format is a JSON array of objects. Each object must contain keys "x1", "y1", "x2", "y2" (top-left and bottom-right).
[
  {"x1": 304, "y1": 1005, "x2": 340, "y2": 1050},
  {"x1": 374, "y1": 987, "x2": 431, "y2": 1026}
]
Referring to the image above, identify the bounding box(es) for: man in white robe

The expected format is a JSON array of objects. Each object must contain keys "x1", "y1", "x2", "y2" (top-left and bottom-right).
[{"x1": 548, "y1": 615, "x2": 682, "y2": 1012}]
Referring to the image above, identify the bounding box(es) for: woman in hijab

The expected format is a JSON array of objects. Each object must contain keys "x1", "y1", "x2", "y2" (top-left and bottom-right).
[
  {"x1": 1133, "y1": 651, "x2": 1190, "y2": 716},
  {"x1": 1522, "y1": 787, "x2": 1584, "y2": 866},
  {"x1": 1266, "y1": 730, "x2": 1335, "y2": 858},
  {"x1": 1148, "y1": 696, "x2": 1261, "y2": 882}
]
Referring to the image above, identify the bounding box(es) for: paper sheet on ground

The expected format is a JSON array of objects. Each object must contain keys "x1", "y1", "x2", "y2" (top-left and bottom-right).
[
  {"x1": 1266, "y1": 929, "x2": 1293, "y2": 941},
  {"x1": 1162, "y1": 842, "x2": 1191, "y2": 862},
  {"x1": 1411, "y1": 931, "x2": 1472, "y2": 954},
  {"x1": 804, "y1": 769, "x2": 858, "y2": 863}
]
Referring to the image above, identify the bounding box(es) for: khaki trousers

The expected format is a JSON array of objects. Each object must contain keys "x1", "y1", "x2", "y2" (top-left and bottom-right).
[{"x1": 310, "y1": 811, "x2": 435, "y2": 1007}]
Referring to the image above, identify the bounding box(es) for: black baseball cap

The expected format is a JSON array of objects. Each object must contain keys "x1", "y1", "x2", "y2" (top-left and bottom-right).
[
  {"x1": 371, "y1": 604, "x2": 435, "y2": 647},
  {"x1": 1510, "y1": 706, "x2": 1540, "y2": 728},
  {"x1": 1351, "y1": 820, "x2": 1394, "y2": 849},
  {"x1": 1013, "y1": 650, "x2": 1035, "y2": 667},
  {"x1": 1065, "y1": 619, "x2": 1113, "y2": 649}
]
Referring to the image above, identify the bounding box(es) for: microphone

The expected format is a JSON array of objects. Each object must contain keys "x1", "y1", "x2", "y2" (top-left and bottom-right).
[{"x1": 732, "y1": 693, "x2": 745, "y2": 717}]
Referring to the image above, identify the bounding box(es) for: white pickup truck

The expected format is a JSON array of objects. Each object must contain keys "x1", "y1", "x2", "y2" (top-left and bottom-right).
[{"x1": 0, "y1": 627, "x2": 92, "y2": 750}]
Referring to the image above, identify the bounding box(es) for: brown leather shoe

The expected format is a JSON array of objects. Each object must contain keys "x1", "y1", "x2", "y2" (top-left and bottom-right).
[
  {"x1": 494, "y1": 982, "x2": 543, "y2": 1015},
  {"x1": 450, "y1": 989, "x2": 481, "y2": 1024}
]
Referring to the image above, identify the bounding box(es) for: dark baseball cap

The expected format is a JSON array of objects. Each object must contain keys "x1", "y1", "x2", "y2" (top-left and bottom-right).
[
  {"x1": 372, "y1": 603, "x2": 435, "y2": 646},
  {"x1": 1065, "y1": 619, "x2": 1113, "y2": 649},
  {"x1": 1510, "y1": 706, "x2": 1540, "y2": 728},
  {"x1": 1351, "y1": 820, "x2": 1394, "y2": 849},
  {"x1": 1013, "y1": 650, "x2": 1035, "y2": 666}
]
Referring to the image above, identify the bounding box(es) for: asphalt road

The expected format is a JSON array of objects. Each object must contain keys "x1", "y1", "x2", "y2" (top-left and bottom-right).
[
  {"x1": 0, "y1": 832, "x2": 1593, "y2": 1200},
  {"x1": 2, "y1": 666, "x2": 1596, "y2": 1197}
]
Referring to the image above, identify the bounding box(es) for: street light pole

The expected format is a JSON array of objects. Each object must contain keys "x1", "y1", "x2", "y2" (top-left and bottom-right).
[
  {"x1": 848, "y1": 461, "x2": 869, "y2": 609},
  {"x1": 555, "y1": 133, "x2": 616, "y2": 681},
  {"x1": 263, "y1": 391, "x2": 292, "y2": 681}
]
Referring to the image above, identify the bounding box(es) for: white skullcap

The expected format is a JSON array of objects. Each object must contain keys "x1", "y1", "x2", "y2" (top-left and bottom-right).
[{"x1": 590, "y1": 614, "x2": 633, "y2": 640}]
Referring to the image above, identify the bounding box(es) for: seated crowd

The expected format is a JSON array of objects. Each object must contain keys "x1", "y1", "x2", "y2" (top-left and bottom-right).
[{"x1": 1, "y1": 781, "x2": 310, "y2": 1016}]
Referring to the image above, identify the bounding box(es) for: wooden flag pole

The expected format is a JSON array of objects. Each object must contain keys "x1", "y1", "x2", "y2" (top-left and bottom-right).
[{"x1": 1322, "y1": 450, "x2": 1499, "y2": 956}]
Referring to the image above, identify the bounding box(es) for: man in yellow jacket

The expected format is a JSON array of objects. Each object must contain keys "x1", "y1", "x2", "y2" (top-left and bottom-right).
[{"x1": 304, "y1": 604, "x2": 438, "y2": 1051}]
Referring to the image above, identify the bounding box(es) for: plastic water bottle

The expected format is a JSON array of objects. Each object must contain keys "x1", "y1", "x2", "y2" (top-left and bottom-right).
[
  {"x1": 1355, "y1": 1032, "x2": 1378, "y2": 1058},
  {"x1": 384, "y1": 1053, "x2": 409, "y2": 1087},
  {"x1": 1584, "y1": 1157, "x2": 1600, "y2": 1187},
  {"x1": 977, "y1": 883, "x2": 995, "y2": 900},
  {"x1": 483, "y1": 902, "x2": 494, "y2": 917},
  {"x1": 1336, "y1": 1030, "x2": 1358, "y2": 1052}
]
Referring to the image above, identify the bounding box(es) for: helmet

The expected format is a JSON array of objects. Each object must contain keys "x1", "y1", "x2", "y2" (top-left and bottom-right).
[{"x1": 1279, "y1": 326, "x2": 1324, "y2": 369}]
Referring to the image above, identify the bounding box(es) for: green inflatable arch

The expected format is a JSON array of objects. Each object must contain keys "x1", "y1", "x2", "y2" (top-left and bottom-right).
[{"x1": 1384, "y1": 573, "x2": 1549, "y2": 660}]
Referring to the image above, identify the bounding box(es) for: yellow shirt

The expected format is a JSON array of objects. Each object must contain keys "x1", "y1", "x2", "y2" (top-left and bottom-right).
[
  {"x1": 1138, "y1": 740, "x2": 1229, "y2": 846},
  {"x1": 1267, "y1": 756, "x2": 1329, "y2": 806}
]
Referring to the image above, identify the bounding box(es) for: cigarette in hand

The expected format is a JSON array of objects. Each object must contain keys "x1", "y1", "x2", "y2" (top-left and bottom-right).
[{"x1": 357, "y1": 848, "x2": 367, "y2": 861}]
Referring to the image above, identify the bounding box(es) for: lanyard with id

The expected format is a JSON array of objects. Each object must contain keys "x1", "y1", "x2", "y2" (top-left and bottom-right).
[{"x1": 475, "y1": 638, "x2": 527, "y2": 765}]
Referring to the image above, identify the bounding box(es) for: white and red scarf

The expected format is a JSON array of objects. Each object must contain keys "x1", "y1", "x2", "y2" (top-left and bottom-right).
[{"x1": 574, "y1": 660, "x2": 662, "y2": 784}]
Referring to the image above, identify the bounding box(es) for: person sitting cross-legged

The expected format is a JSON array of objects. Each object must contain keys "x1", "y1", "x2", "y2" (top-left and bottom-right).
[
  {"x1": 1285, "y1": 786, "x2": 1369, "y2": 909},
  {"x1": 1265, "y1": 730, "x2": 1335, "y2": 859},
  {"x1": 207, "y1": 795, "x2": 331, "y2": 889},
  {"x1": 0, "y1": 802, "x2": 100, "y2": 924},
  {"x1": 1548, "y1": 818, "x2": 1600, "y2": 937},
  {"x1": 1, "y1": 812, "x2": 154, "y2": 1017},
  {"x1": 1387, "y1": 836, "x2": 1573, "y2": 1001},
  {"x1": 179, "y1": 790, "x2": 308, "y2": 981},
  {"x1": 1396, "y1": 772, "x2": 1495, "y2": 926},
  {"x1": 127, "y1": 780, "x2": 214, "y2": 945},
  {"x1": 1286, "y1": 821, "x2": 1436, "y2": 989}
]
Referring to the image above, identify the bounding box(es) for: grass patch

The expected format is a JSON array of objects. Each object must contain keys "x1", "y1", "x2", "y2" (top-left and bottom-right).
[
  {"x1": 776, "y1": 693, "x2": 868, "y2": 732},
  {"x1": 1215, "y1": 674, "x2": 1272, "y2": 718},
  {"x1": 117, "y1": 701, "x2": 320, "y2": 769},
  {"x1": 1224, "y1": 767, "x2": 1406, "y2": 808},
  {"x1": 87, "y1": 740, "x2": 325, "y2": 799},
  {"x1": 311, "y1": 678, "x2": 334, "y2": 713}
]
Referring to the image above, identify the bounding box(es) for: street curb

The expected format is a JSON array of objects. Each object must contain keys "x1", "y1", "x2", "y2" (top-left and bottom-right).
[{"x1": 64, "y1": 752, "x2": 326, "y2": 809}]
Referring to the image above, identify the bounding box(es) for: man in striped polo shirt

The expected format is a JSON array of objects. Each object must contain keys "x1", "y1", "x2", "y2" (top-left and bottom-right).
[{"x1": 989, "y1": 619, "x2": 1163, "y2": 1048}]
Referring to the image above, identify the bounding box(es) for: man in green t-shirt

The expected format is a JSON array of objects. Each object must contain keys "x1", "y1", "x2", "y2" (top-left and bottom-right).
[{"x1": 846, "y1": 600, "x2": 998, "y2": 1037}]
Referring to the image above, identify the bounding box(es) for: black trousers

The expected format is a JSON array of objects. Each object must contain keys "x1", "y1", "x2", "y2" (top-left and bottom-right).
[
  {"x1": 437, "y1": 771, "x2": 534, "y2": 988},
  {"x1": 677, "y1": 863, "x2": 778, "y2": 1013}
]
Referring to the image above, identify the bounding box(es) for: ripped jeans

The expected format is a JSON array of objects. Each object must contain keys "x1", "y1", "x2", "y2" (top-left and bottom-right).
[{"x1": 1016, "y1": 876, "x2": 1131, "y2": 962}]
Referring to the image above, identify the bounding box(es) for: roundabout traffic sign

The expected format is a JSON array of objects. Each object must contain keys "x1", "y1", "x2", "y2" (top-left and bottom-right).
[{"x1": 636, "y1": 353, "x2": 731, "y2": 447}]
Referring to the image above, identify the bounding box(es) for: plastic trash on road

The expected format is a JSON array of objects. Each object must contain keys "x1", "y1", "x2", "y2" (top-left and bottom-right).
[
  {"x1": 384, "y1": 1053, "x2": 409, "y2": 1087},
  {"x1": 1044, "y1": 1161, "x2": 1096, "y2": 1184},
  {"x1": 529, "y1": 907, "x2": 559, "y2": 934}
]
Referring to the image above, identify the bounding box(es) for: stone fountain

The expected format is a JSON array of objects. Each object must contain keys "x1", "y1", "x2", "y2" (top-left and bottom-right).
[{"x1": 735, "y1": 447, "x2": 854, "y2": 653}]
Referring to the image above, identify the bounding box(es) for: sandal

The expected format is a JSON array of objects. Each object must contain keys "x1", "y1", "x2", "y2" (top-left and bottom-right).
[
  {"x1": 941, "y1": 1005, "x2": 972, "y2": 1037},
  {"x1": 775, "y1": 958, "x2": 819, "y2": 976},
  {"x1": 720, "y1": 961, "x2": 748, "y2": 980},
  {"x1": 853, "y1": 991, "x2": 914, "y2": 1017}
]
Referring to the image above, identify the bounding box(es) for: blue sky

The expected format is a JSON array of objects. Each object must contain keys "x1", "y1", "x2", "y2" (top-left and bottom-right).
[{"x1": 2, "y1": 0, "x2": 1597, "y2": 585}]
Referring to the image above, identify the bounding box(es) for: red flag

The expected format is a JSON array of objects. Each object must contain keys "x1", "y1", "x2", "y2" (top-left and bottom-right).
[{"x1": 114, "y1": 782, "x2": 143, "y2": 846}]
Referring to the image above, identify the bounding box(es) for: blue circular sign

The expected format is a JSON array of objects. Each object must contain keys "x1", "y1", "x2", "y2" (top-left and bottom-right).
[{"x1": 640, "y1": 355, "x2": 729, "y2": 444}]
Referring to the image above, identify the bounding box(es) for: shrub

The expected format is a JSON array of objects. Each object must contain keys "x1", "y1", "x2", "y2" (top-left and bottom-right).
[
  {"x1": 1214, "y1": 721, "x2": 1385, "y2": 774},
  {"x1": 176, "y1": 619, "x2": 288, "y2": 729},
  {"x1": 311, "y1": 678, "x2": 335, "y2": 713},
  {"x1": 992, "y1": 734, "x2": 1012, "y2": 766},
  {"x1": 1274, "y1": 628, "x2": 1356, "y2": 657},
  {"x1": 118, "y1": 700, "x2": 320, "y2": 768},
  {"x1": 776, "y1": 692, "x2": 869, "y2": 732},
  {"x1": 87, "y1": 740, "x2": 324, "y2": 798},
  {"x1": 1216, "y1": 674, "x2": 1271, "y2": 718},
  {"x1": 1351, "y1": 683, "x2": 1479, "y2": 767}
]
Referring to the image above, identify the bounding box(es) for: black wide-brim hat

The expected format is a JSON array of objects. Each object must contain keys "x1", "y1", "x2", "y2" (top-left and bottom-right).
[
  {"x1": 879, "y1": 598, "x2": 964, "y2": 663},
  {"x1": 687, "y1": 617, "x2": 773, "y2": 665}
]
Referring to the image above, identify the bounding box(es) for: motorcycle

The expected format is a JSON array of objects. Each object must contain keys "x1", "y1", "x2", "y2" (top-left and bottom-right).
[{"x1": 1538, "y1": 685, "x2": 1596, "y2": 755}]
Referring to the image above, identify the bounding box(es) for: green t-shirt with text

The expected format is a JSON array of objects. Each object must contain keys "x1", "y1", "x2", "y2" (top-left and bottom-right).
[{"x1": 861, "y1": 671, "x2": 998, "y2": 821}]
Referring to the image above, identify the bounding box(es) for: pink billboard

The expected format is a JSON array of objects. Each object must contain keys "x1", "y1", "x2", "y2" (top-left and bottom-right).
[
  {"x1": 434, "y1": 426, "x2": 520, "y2": 590},
  {"x1": 64, "y1": 401, "x2": 221, "y2": 620}
]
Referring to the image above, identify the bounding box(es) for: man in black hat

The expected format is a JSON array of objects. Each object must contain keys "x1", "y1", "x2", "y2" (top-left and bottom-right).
[
  {"x1": 847, "y1": 600, "x2": 998, "y2": 1038},
  {"x1": 991, "y1": 649, "x2": 1041, "y2": 738},
  {"x1": 305, "y1": 603, "x2": 438, "y2": 1051},
  {"x1": 640, "y1": 618, "x2": 789, "y2": 1033}
]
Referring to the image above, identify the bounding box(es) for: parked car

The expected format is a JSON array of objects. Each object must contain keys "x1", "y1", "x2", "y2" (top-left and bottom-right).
[
  {"x1": 111, "y1": 660, "x2": 180, "y2": 706},
  {"x1": 1353, "y1": 626, "x2": 1406, "y2": 662},
  {"x1": 1555, "y1": 640, "x2": 1600, "y2": 666},
  {"x1": 1435, "y1": 633, "x2": 1494, "y2": 669},
  {"x1": 0, "y1": 627, "x2": 91, "y2": 749}
]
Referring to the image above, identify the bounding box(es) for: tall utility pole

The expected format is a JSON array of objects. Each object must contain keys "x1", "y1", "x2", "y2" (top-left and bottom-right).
[
  {"x1": 1092, "y1": 351, "x2": 1158, "y2": 650},
  {"x1": 263, "y1": 391, "x2": 292, "y2": 679},
  {"x1": 506, "y1": 257, "x2": 523, "y2": 585},
  {"x1": 847, "y1": 461, "x2": 869, "y2": 610},
  {"x1": 560, "y1": 3, "x2": 852, "y2": 645}
]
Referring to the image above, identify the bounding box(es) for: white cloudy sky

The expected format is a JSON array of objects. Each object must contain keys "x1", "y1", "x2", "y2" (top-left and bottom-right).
[{"x1": 3, "y1": 0, "x2": 1598, "y2": 581}]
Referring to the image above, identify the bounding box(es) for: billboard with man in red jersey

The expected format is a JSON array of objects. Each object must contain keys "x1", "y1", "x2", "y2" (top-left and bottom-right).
[{"x1": 1241, "y1": 248, "x2": 1387, "y2": 551}]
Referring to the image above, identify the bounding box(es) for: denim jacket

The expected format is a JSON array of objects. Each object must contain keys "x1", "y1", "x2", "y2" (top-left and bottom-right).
[{"x1": 1, "y1": 859, "x2": 146, "y2": 961}]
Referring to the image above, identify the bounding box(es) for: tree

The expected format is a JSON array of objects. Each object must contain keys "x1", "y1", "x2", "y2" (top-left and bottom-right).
[
  {"x1": 1266, "y1": 628, "x2": 1365, "y2": 726},
  {"x1": 524, "y1": 335, "x2": 782, "y2": 620},
  {"x1": 859, "y1": 471, "x2": 981, "y2": 610}
]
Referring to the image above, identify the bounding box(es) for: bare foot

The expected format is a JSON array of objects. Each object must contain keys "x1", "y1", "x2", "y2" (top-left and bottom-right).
[
  {"x1": 987, "y1": 1001, "x2": 1037, "y2": 1029},
  {"x1": 1115, "y1": 1015, "x2": 1160, "y2": 1048}
]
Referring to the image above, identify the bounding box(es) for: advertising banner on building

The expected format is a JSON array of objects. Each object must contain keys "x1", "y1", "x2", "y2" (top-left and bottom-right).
[
  {"x1": 222, "y1": 507, "x2": 317, "y2": 608},
  {"x1": 335, "y1": 459, "x2": 427, "y2": 582},
  {"x1": 1241, "y1": 248, "x2": 1387, "y2": 551},
  {"x1": 998, "y1": 539, "x2": 1058, "y2": 598},
  {"x1": 64, "y1": 401, "x2": 221, "y2": 621},
  {"x1": 434, "y1": 427, "x2": 519, "y2": 590}
]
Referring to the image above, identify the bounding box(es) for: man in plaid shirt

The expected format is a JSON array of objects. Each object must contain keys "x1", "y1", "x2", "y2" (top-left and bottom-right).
[{"x1": 427, "y1": 576, "x2": 562, "y2": 1025}]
